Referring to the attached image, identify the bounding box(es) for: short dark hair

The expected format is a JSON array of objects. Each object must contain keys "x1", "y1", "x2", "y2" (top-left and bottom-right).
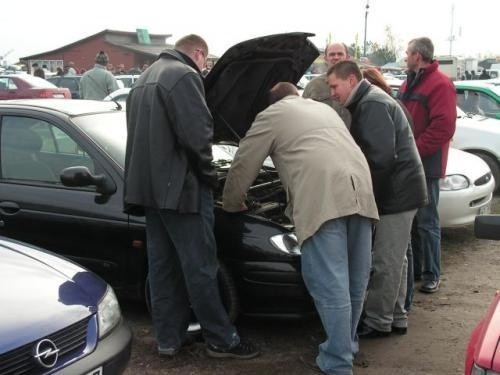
[
  {"x1": 175, "y1": 34, "x2": 208, "y2": 57},
  {"x1": 95, "y1": 51, "x2": 109, "y2": 65},
  {"x1": 408, "y1": 37, "x2": 434, "y2": 62},
  {"x1": 327, "y1": 60, "x2": 362, "y2": 81},
  {"x1": 268, "y1": 82, "x2": 299, "y2": 105}
]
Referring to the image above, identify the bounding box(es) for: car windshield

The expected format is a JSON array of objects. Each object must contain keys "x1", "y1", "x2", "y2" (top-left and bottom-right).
[
  {"x1": 73, "y1": 111, "x2": 239, "y2": 170},
  {"x1": 73, "y1": 111, "x2": 127, "y2": 167}
]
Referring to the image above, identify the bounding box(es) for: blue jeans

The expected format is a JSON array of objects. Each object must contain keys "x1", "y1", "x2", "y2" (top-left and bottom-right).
[
  {"x1": 145, "y1": 186, "x2": 239, "y2": 350},
  {"x1": 412, "y1": 178, "x2": 441, "y2": 282},
  {"x1": 405, "y1": 241, "x2": 414, "y2": 311},
  {"x1": 301, "y1": 215, "x2": 372, "y2": 375}
]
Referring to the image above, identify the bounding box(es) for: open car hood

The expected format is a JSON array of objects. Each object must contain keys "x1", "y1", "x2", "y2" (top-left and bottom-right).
[{"x1": 205, "y1": 32, "x2": 319, "y2": 143}]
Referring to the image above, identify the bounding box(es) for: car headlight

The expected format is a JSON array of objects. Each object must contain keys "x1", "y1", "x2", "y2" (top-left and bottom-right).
[
  {"x1": 98, "y1": 286, "x2": 121, "y2": 338},
  {"x1": 440, "y1": 174, "x2": 469, "y2": 191},
  {"x1": 270, "y1": 233, "x2": 301, "y2": 255}
]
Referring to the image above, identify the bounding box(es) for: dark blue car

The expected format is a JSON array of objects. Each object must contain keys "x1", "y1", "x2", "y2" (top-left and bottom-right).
[{"x1": 0, "y1": 236, "x2": 131, "y2": 374}]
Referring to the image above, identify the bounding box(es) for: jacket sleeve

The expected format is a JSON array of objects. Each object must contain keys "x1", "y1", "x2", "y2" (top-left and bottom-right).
[
  {"x1": 222, "y1": 111, "x2": 274, "y2": 211},
  {"x1": 355, "y1": 102, "x2": 397, "y2": 198},
  {"x1": 164, "y1": 72, "x2": 217, "y2": 188},
  {"x1": 107, "y1": 73, "x2": 119, "y2": 94},
  {"x1": 415, "y1": 81, "x2": 456, "y2": 157}
]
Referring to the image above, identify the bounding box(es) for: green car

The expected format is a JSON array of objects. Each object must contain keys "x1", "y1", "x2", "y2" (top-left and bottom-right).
[{"x1": 454, "y1": 79, "x2": 500, "y2": 120}]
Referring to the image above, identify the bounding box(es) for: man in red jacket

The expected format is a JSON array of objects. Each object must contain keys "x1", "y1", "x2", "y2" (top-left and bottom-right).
[{"x1": 399, "y1": 37, "x2": 456, "y2": 294}]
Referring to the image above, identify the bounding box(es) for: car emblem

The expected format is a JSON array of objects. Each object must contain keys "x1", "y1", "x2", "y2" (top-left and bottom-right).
[{"x1": 33, "y1": 339, "x2": 59, "y2": 368}]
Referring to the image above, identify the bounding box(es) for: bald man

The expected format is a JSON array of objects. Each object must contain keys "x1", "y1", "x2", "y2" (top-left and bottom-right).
[{"x1": 303, "y1": 42, "x2": 352, "y2": 127}]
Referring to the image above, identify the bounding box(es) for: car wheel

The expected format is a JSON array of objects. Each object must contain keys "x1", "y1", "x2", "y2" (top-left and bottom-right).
[
  {"x1": 475, "y1": 152, "x2": 500, "y2": 192},
  {"x1": 144, "y1": 262, "x2": 239, "y2": 333}
]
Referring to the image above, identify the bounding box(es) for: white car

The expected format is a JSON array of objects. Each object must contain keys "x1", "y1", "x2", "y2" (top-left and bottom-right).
[
  {"x1": 439, "y1": 148, "x2": 494, "y2": 227},
  {"x1": 453, "y1": 108, "x2": 500, "y2": 192},
  {"x1": 104, "y1": 87, "x2": 130, "y2": 103}
]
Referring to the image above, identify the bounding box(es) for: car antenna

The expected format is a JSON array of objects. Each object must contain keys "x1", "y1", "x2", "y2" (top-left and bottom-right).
[{"x1": 111, "y1": 99, "x2": 122, "y2": 111}]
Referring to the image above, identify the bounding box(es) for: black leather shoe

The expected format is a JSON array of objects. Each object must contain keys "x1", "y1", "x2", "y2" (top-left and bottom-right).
[
  {"x1": 357, "y1": 323, "x2": 390, "y2": 339},
  {"x1": 419, "y1": 280, "x2": 440, "y2": 293},
  {"x1": 391, "y1": 326, "x2": 407, "y2": 335}
]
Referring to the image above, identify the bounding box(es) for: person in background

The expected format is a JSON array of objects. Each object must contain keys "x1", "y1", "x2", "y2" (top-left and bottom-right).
[
  {"x1": 67, "y1": 61, "x2": 77, "y2": 76},
  {"x1": 124, "y1": 34, "x2": 259, "y2": 360},
  {"x1": 116, "y1": 63, "x2": 126, "y2": 75},
  {"x1": 79, "y1": 51, "x2": 119, "y2": 100},
  {"x1": 479, "y1": 69, "x2": 490, "y2": 80},
  {"x1": 31, "y1": 63, "x2": 39, "y2": 75},
  {"x1": 303, "y1": 42, "x2": 352, "y2": 127},
  {"x1": 223, "y1": 82, "x2": 378, "y2": 374},
  {"x1": 33, "y1": 67, "x2": 45, "y2": 79},
  {"x1": 398, "y1": 37, "x2": 456, "y2": 294},
  {"x1": 327, "y1": 61, "x2": 427, "y2": 338},
  {"x1": 56, "y1": 67, "x2": 64, "y2": 76}
]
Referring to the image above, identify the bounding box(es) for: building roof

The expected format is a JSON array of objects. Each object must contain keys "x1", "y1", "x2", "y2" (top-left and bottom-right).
[{"x1": 20, "y1": 29, "x2": 173, "y2": 60}]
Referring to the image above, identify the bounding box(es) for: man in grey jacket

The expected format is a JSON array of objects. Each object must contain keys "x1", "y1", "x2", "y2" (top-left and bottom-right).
[
  {"x1": 124, "y1": 34, "x2": 258, "y2": 360},
  {"x1": 302, "y1": 42, "x2": 352, "y2": 127},
  {"x1": 328, "y1": 61, "x2": 428, "y2": 338},
  {"x1": 79, "y1": 51, "x2": 119, "y2": 100},
  {"x1": 223, "y1": 82, "x2": 378, "y2": 375}
]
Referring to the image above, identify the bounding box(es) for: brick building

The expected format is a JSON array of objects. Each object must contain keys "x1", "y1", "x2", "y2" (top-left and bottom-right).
[{"x1": 20, "y1": 29, "x2": 173, "y2": 74}]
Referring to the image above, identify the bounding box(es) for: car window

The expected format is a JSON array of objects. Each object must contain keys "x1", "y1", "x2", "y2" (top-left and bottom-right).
[
  {"x1": 477, "y1": 91, "x2": 499, "y2": 113},
  {"x1": 0, "y1": 78, "x2": 17, "y2": 90},
  {"x1": 60, "y1": 78, "x2": 80, "y2": 92},
  {"x1": 1, "y1": 116, "x2": 95, "y2": 184}
]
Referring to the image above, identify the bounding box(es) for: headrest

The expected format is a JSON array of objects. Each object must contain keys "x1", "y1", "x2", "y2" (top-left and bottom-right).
[{"x1": 3, "y1": 128, "x2": 43, "y2": 152}]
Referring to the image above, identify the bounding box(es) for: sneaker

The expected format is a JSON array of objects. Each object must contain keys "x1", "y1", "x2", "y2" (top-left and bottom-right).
[
  {"x1": 391, "y1": 326, "x2": 408, "y2": 335},
  {"x1": 419, "y1": 280, "x2": 440, "y2": 293},
  {"x1": 206, "y1": 340, "x2": 260, "y2": 359},
  {"x1": 158, "y1": 335, "x2": 196, "y2": 357},
  {"x1": 357, "y1": 323, "x2": 390, "y2": 339}
]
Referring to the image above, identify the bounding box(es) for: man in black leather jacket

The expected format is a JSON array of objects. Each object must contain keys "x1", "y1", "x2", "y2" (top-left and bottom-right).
[
  {"x1": 124, "y1": 34, "x2": 258, "y2": 360},
  {"x1": 327, "y1": 61, "x2": 428, "y2": 338}
]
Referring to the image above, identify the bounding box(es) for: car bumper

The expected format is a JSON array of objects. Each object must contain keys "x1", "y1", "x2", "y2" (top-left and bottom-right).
[
  {"x1": 439, "y1": 181, "x2": 494, "y2": 227},
  {"x1": 53, "y1": 319, "x2": 132, "y2": 375},
  {"x1": 236, "y1": 261, "x2": 315, "y2": 318}
]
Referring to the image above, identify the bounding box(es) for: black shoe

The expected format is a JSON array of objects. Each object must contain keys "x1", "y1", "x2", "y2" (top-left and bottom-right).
[
  {"x1": 158, "y1": 335, "x2": 196, "y2": 357},
  {"x1": 206, "y1": 340, "x2": 260, "y2": 359},
  {"x1": 357, "y1": 323, "x2": 390, "y2": 339},
  {"x1": 391, "y1": 326, "x2": 407, "y2": 335},
  {"x1": 419, "y1": 280, "x2": 440, "y2": 293}
]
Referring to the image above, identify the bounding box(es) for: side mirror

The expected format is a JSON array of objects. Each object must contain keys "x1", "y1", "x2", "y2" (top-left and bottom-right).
[
  {"x1": 60, "y1": 166, "x2": 116, "y2": 195},
  {"x1": 474, "y1": 215, "x2": 500, "y2": 240}
]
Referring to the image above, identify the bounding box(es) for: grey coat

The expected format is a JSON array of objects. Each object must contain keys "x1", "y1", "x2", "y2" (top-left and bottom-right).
[
  {"x1": 302, "y1": 73, "x2": 352, "y2": 128},
  {"x1": 124, "y1": 50, "x2": 216, "y2": 215},
  {"x1": 223, "y1": 95, "x2": 378, "y2": 245},
  {"x1": 79, "y1": 64, "x2": 119, "y2": 100}
]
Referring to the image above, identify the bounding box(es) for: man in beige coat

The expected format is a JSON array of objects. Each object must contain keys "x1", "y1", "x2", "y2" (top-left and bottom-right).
[{"x1": 223, "y1": 82, "x2": 378, "y2": 375}]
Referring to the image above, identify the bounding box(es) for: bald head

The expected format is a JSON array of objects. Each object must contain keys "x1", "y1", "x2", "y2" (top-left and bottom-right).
[
  {"x1": 269, "y1": 82, "x2": 299, "y2": 105},
  {"x1": 325, "y1": 42, "x2": 350, "y2": 67}
]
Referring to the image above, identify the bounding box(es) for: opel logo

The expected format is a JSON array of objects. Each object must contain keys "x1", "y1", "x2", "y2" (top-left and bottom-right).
[{"x1": 33, "y1": 339, "x2": 59, "y2": 369}]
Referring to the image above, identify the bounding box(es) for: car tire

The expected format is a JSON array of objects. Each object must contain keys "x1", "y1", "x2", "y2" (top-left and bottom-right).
[
  {"x1": 475, "y1": 152, "x2": 500, "y2": 192},
  {"x1": 144, "y1": 262, "x2": 239, "y2": 332}
]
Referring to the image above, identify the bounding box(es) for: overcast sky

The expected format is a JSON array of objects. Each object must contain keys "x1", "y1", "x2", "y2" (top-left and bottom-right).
[{"x1": 1, "y1": 0, "x2": 498, "y2": 65}]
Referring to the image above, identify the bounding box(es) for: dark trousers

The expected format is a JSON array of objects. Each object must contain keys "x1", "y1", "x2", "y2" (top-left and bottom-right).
[{"x1": 145, "y1": 186, "x2": 239, "y2": 350}]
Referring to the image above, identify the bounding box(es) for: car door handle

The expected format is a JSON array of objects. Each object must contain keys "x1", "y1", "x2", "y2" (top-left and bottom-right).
[{"x1": 0, "y1": 201, "x2": 20, "y2": 215}]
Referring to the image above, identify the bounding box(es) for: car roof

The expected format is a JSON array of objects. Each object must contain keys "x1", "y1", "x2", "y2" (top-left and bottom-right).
[
  {"x1": 454, "y1": 80, "x2": 500, "y2": 96},
  {"x1": 0, "y1": 99, "x2": 123, "y2": 116}
]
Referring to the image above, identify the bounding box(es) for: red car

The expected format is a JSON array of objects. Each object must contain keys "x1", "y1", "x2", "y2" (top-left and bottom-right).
[
  {"x1": 465, "y1": 216, "x2": 500, "y2": 374},
  {"x1": 0, "y1": 74, "x2": 71, "y2": 100}
]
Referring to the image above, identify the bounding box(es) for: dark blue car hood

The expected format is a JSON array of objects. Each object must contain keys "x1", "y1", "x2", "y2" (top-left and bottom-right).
[
  {"x1": 205, "y1": 32, "x2": 319, "y2": 143},
  {"x1": 0, "y1": 237, "x2": 107, "y2": 354}
]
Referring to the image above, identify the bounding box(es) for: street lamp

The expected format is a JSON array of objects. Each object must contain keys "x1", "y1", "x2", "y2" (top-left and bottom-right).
[{"x1": 363, "y1": 0, "x2": 370, "y2": 57}]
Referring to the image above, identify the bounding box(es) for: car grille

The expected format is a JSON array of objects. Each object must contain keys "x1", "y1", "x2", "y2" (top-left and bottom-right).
[
  {"x1": 475, "y1": 172, "x2": 492, "y2": 186},
  {"x1": 0, "y1": 316, "x2": 91, "y2": 375}
]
